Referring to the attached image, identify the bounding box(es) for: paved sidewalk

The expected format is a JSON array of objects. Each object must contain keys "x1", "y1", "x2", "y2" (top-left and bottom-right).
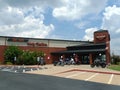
[
  {"x1": 26, "y1": 64, "x2": 120, "y2": 75},
  {"x1": 26, "y1": 65, "x2": 120, "y2": 86}
]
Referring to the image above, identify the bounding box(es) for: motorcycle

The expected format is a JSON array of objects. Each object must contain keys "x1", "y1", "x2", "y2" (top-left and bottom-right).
[{"x1": 91, "y1": 59, "x2": 106, "y2": 68}]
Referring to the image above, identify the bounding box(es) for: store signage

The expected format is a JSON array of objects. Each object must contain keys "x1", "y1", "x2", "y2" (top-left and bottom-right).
[
  {"x1": 27, "y1": 42, "x2": 47, "y2": 47},
  {"x1": 7, "y1": 38, "x2": 28, "y2": 42},
  {"x1": 96, "y1": 33, "x2": 106, "y2": 40},
  {"x1": 36, "y1": 42, "x2": 47, "y2": 46}
]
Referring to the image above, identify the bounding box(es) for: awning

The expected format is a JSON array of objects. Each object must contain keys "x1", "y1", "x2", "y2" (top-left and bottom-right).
[{"x1": 51, "y1": 49, "x2": 106, "y2": 54}]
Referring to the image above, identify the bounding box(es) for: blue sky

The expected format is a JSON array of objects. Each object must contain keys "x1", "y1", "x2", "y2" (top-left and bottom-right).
[{"x1": 0, "y1": 0, "x2": 120, "y2": 55}]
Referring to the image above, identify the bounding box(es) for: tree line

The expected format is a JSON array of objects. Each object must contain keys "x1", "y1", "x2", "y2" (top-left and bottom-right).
[{"x1": 111, "y1": 53, "x2": 120, "y2": 65}]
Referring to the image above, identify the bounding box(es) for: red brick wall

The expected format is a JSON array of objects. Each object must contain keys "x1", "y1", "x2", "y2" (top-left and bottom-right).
[
  {"x1": 0, "y1": 45, "x2": 66, "y2": 64},
  {"x1": 20, "y1": 46, "x2": 66, "y2": 64},
  {"x1": 0, "y1": 46, "x2": 6, "y2": 63},
  {"x1": 94, "y1": 30, "x2": 111, "y2": 64}
]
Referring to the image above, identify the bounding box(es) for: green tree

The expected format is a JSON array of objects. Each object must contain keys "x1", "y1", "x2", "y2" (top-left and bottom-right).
[
  {"x1": 19, "y1": 51, "x2": 35, "y2": 65},
  {"x1": 4, "y1": 46, "x2": 23, "y2": 64},
  {"x1": 111, "y1": 53, "x2": 120, "y2": 65},
  {"x1": 4, "y1": 46, "x2": 45, "y2": 65},
  {"x1": 18, "y1": 50, "x2": 45, "y2": 65}
]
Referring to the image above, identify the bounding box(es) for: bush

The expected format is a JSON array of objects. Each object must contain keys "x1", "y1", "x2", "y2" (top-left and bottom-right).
[
  {"x1": 6, "y1": 62, "x2": 13, "y2": 65},
  {"x1": 4, "y1": 46, "x2": 45, "y2": 65},
  {"x1": 4, "y1": 46, "x2": 22, "y2": 64},
  {"x1": 16, "y1": 50, "x2": 45, "y2": 65},
  {"x1": 18, "y1": 51, "x2": 37, "y2": 65}
]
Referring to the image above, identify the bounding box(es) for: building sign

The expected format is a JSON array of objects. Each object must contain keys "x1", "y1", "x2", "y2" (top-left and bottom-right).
[
  {"x1": 7, "y1": 38, "x2": 28, "y2": 42},
  {"x1": 96, "y1": 33, "x2": 106, "y2": 40},
  {"x1": 36, "y1": 42, "x2": 47, "y2": 46},
  {"x1": 27, "y1": 42, "x2": 35, "y2": 46},
  {"x1": 27, "y1": 42, "x2": 47, "y2": 47}
]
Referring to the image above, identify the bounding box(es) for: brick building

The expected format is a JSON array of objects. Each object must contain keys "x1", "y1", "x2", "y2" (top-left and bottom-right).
[{"x1": 0, "y1": 30, "x2": 110, "y2": 64}]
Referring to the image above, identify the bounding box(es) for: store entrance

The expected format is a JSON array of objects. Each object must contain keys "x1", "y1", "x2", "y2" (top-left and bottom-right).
[
  {"x1": 94, "y1": 53, "x2": 106, "y2": 62},
  {"x1": 81, "y1": 54, "x2": 90, "y2": 64}
]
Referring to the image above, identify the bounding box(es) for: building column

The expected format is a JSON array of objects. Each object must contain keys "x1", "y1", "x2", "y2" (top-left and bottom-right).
[
  {"x1": 79, "y1": 55, "x2": 82, "y2": 64},
  {"x1": 106, "y1": 41, "x2": 111, "y2": 65},
  {"x1": 106, "y1": 51, "x2": 110, "y2": 65},
  {"x1": 89, "y1": 53, "x2": 93, "y2": 64}
]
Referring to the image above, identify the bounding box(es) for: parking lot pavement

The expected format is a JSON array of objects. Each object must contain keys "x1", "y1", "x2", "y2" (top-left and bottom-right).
[
  {"x1": 1, "y1": 71, "x2": 120, "y2": 90},
  {"x1": 26, "y1": 65, "x2": 120, "y2": 86},
  {"x1": 1, "y1": 65, "x2": 120, "y2": 86},
  {"x1": 56, "y1": 71, "x2": 120, "y2": 85}
]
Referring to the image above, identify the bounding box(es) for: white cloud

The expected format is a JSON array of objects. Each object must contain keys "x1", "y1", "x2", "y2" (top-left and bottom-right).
[
  {"x1": 0, "y1": 6, "x2": 24, "y2": 25},
  {"x1": 2, "y1": 0, "x2": 63, "y2": 9},
  {"x1": 75, "y1": 21, "x2": 89, "y2": 29},
  {"x1": 0, "y1": 0, "x2": 55, "y2": 38},
  {"x1": 0, "y1": 15, "x2": 54, "y2": 38},
  {"x1": 110, "y1": 38, "x2": 120, "y2": 55},
  {"x1": 102, "y1": 5, "x2": 120, "y2": 33},
  {"x1": 53, "y1": 0, "x2": 107, "y2": 20},
  {"x1": 0, "y1": 5, "x2": 54, "y2": 38},
  {"x1": 83, "y1": 5, "x2": 120, "y2": 55},
  {"x1": 83, "y1": 27, "x2": 98, "y2": 41},
  {"x1": 101, "y1": 5, "x2": 120, "y2": 55}
]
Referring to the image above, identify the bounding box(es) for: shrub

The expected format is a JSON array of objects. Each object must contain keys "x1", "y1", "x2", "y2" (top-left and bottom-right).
[
  {"x1": 4, "y1": 46, "x2": 22, "y2": 64},
  {"x1": 4, "y1": 46, "x2": 45, "y2": 65},
  {"x1": 6, "y1": 62, "x2": 13, "y2": 65}
]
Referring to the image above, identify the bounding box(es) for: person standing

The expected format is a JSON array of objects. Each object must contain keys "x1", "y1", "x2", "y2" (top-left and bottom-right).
[{"x1": 37, "y1": 56, "x2": 40, "y2": 67}]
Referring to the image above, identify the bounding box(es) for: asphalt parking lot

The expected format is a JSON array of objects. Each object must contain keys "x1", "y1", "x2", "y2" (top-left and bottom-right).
[
  {"x1": 0, "y1": 71, "x2": 120, "y2": 90},
  {"x1": 0, "y1": 65, "x2": 120, "y2": 86}
]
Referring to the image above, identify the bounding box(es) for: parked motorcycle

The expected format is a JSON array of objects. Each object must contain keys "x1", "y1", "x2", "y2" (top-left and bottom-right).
[
  {"x1": 53, "y1": 60, "x2": 64, "y2": 66},
  {"x1": 91, "y1": 58, "x2": 106, "y2": 68}
]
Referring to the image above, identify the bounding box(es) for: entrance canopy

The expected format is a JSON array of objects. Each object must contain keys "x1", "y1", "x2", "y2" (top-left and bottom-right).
[
  {"x1": 51, "y1": 49, "x2": 106, "y2": 54},
  {"x1": 51, "y1": 43, "x2": 106, "y2": 55}
]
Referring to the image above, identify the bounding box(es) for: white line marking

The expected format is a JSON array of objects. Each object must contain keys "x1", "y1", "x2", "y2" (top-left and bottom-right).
[
  {"x1": 66, "y1": 72, "x2": 86, "y2": 78},
  {"x1": 85, "y1": 73, "x2": 99, "y2": 81},
  {"x1": 108, "y1": 74, "x2": 114, "y2": 84}
]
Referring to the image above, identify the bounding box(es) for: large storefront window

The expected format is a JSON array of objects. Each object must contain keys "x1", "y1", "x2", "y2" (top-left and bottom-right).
[
  {"x1": 101, "y1": 54, "x2": 106, "y2": 61},
  {"x1": 81, "y1": 55, "x2": 89, "y2": 64},
  {"x1": 95, "y1": 53, "x2": 106, "y2": 62}
]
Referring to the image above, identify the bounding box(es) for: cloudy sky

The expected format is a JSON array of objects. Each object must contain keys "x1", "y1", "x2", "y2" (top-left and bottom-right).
[{"x1": 0, "y1": 0, "x2": 120, "y2": 55}]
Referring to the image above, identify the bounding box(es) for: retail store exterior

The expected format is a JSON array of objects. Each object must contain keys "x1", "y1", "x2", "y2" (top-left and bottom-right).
[
  {"x1": 0, "y1": 30, "x2": 110, "y2": 64},
  {"x1": 51, "y1": 30, "x2": 111, "y2": 65}
]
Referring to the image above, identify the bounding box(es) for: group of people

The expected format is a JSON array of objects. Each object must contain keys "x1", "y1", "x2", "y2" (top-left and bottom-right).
[{"x1": 37, "y1": 56, "x2": 46, "y2": 66}]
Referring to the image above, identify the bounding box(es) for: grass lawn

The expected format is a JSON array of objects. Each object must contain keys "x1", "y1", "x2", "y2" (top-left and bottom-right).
[{"x1": 108, "y1": 65, "x2": 120, "y2": 71}]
